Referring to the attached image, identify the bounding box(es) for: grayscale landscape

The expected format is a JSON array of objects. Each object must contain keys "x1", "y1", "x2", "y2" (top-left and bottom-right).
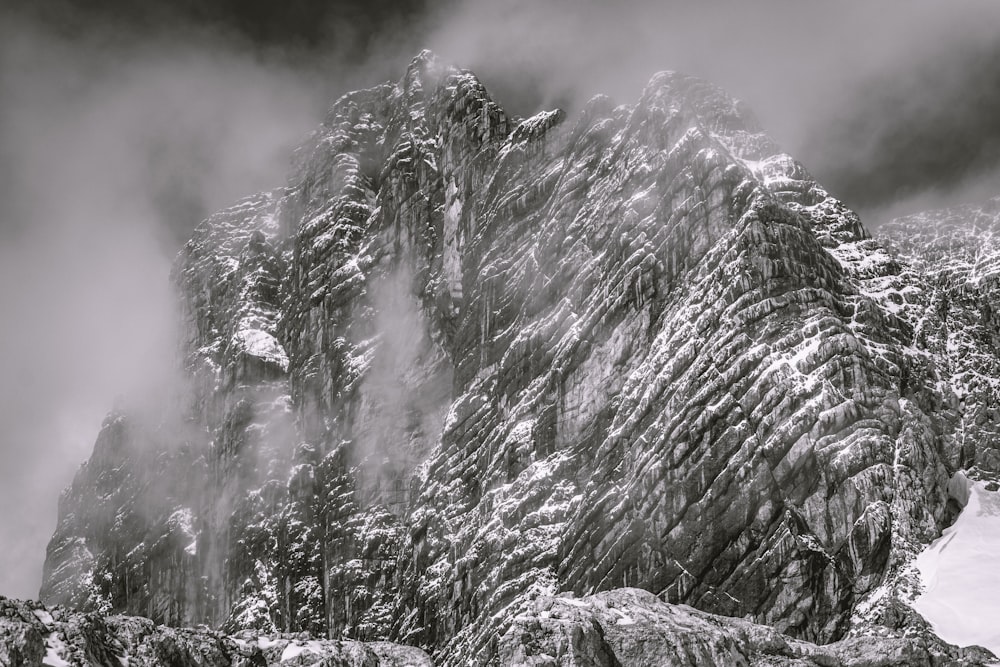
[{"x1": 2, "y1": 1, "x2": 1000, "y2": 665}]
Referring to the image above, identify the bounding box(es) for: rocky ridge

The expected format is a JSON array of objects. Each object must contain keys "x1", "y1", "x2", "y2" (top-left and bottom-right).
[
  {"x1": 876, "y1": 197, "x2": 1000, "y2": 473},
  {"x1": 0, "y1": 595, "x2": 432, "y2": 666},
  {"x1": 4, "y1": 592, "x2": 991, "y2": 667},
  {"x1": 39, "y1": 52, "x2": 1000, "y2": 665}
]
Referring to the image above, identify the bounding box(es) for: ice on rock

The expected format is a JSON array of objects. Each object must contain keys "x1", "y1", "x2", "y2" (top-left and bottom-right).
[
  {"x1": 232, "y1": 327, "x2": 289, "y2": 371},
  {"x1": 42, "y1": 632, "x2": 70, "y2": 667},
  {"x1": 167, "y1": 507, "x2": 199, "y2": 556},
  {"x1": 32, "y1": 608, "x2": 55, "y2": 626}
]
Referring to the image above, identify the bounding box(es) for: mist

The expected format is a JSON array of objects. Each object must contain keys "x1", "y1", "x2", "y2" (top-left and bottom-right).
[
  {"x1": 1, "y1": 0, "x2": 999, "y2": 600},
  {"x1": 418, "y1": 0, "x2": 1000, "y2": 223},
  {"x1": 0, "y1": 16, "x2": 331, "y2": 599}
]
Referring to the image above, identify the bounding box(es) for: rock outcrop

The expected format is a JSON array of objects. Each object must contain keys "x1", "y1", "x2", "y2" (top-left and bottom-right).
[
  {"x1": 0, "y1": 595, "x2": 431, "y2": 666},
  {"x1": 40, "y1": 52, "x2": 1000, "y2": 664},
  {"x1": 6, "y1": 592, "x2": 992, "y2": 667}
]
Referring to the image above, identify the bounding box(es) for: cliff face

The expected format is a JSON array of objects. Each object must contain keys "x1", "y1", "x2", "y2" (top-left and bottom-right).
[
  {"x1": 876, "y1": 198, "x2": 1000, "y2": 473},
  {"x1": 40, "y1": 52, "x2": 998, "y2": 664}
]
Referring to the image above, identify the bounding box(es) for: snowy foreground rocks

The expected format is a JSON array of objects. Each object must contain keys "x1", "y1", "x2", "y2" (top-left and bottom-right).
[
  {"x1": 0, "y1": 596, "x2": 431, "y2": 666},
  {"x1": 2, "y1": 593, "x2": 989, "y2": 667},
  {"x1": 40, "y1": 52, "x2": 1000, "y2": 664}
]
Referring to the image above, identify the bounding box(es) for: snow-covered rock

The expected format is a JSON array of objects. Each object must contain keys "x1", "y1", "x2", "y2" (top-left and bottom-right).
[
  {"x1": 0, "y1": 595, "x2": 430, "y2": 666},
  {"x1": 39, "y1": 52, "x2": 1000, "y2": 665}
]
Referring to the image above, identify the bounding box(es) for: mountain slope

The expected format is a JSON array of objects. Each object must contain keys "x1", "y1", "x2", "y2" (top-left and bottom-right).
[
  {"x1": 0, "y1": 595, "x2": 431, "y2": 667},
  {"x1": 40, "y1": 52, "x2": 995, "y2": 665},
  {"x1": 877, "y1": 197, "x2": 1000, "y2": 471}
]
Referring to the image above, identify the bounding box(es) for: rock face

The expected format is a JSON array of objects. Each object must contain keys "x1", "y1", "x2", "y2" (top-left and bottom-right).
[
  {"x1": 40, "y1": 52, "x2": 999, "y2": 664},
  {"x1": 876, "y1": 198, "x2": 1000, "y2": 473}
]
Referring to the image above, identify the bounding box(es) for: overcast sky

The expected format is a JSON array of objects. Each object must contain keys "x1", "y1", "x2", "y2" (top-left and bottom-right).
[{"x1": 1, "y1": 0, "x2": 999, "y2": 600}]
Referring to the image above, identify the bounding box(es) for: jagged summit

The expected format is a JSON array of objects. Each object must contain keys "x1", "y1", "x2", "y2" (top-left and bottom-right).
[
  {"x1": 35, "y1": 54, "x2": 1000, "y2": 666},
  {"x1": 403, "y1": 48, "x2": 445, "y2": 81}
]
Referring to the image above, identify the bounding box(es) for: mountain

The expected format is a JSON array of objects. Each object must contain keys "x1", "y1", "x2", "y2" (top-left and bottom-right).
[{"x1": 32, "y1": 52, "x2": 1000, "y2": 665}]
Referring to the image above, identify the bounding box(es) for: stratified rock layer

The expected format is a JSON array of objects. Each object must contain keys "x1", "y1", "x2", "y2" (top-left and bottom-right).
[
  {"x1": 877, "y1": 198, "x2": 1000, "y2": 472},
  {"x1": 500, "y1": 588, "x2": 993, "y2": 666},
  {"x1": 41, "y1": 53, "x2": 998, "y2": 665}
]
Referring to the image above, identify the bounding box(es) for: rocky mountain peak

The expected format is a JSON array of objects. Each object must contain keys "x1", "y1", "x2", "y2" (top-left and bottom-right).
[{"x1": 33, "y1": 53, "x2": 1000, "y2": 665}]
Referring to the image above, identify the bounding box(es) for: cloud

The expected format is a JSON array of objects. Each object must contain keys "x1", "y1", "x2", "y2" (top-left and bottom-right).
[
  {"x1": 0, "y1": 13, "x2": 332, "y2": 599},
  {"x1": 419, "y1": 0, "x2": 1000, "y2": 222}
]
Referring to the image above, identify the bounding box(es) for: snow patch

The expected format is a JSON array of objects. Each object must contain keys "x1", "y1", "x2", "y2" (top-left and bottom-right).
[
  {"x1": 167, "y1": 508, "x2": 199, "y2": 556},
  {"x1": 280, "y1": 640, "x2": 325, "y2": 662},
  {"x1": 42, "y1": 632, "x2": 70, "y2": 667},
  {"x1": 232, "y1": 328, "x2": 289, "y2": 371},
  {"x1": 915, "y1": 479, "x2": 1000, "y2": 656}
]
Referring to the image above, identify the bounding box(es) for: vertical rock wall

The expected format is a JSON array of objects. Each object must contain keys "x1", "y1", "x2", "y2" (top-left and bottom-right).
[{"x1": 41, "y1": 53, "x2": 993, "y2": 664}]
